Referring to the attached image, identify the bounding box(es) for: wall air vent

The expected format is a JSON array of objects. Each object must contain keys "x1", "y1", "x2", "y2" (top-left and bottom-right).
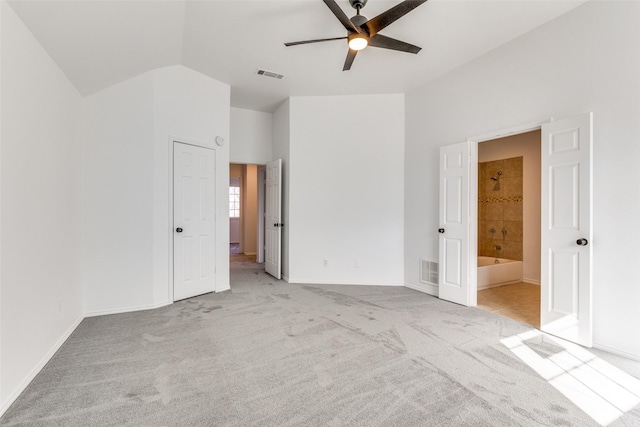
[
  {"x1": 256, "y1": 69, "x2": 284, "y2": 80},
  {"x1": 420, "y1": 259, "x2": 439, "y2": 286}
]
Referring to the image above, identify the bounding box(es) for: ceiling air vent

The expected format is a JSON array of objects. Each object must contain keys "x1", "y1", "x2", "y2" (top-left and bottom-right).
[{"x1": 256, "y1": 69, "x2": 284, "y2": 80}]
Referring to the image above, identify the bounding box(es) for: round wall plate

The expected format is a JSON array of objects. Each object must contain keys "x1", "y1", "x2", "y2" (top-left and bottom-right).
[{"x1": 215, "y1": 136, "x2": 225, "y2": 146}]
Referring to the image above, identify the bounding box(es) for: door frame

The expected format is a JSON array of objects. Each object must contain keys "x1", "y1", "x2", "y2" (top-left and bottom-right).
[
  {"x1": 465, "y1": 119, "x2": 547, "y2": 304},
  {"x1": 228, "y1": 162, "x2": 267, "y2": 261},
  {"x1": 168, "y1": 137, "x2": 219, "y2": 303}
]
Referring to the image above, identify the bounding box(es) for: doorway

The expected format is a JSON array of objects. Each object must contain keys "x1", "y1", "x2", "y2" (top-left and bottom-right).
[
  {"x1": 475, "y1": 130, "x2": 541, "y2": 328},
  {"x1": 229, "y1": 163, "x2": 266, "y2": 265},
  {"x1": 438, "y1": 113, "x2": 593, "y2": 346}
]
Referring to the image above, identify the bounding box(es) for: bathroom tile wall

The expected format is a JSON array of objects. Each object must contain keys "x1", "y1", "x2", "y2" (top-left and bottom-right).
[{"x1": 478, "y1": 157, "x2": 523, "y2": 260}]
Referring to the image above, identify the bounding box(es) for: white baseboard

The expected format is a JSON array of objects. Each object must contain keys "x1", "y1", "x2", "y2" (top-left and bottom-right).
[
  {"x1": 477, "y1": 279, "x2": 522, "y2": 290},
  {"x1": 290, "y1": 279, "x2": 404, "y2": 287},
  {"x1": 593, "y1": 342, "x2": 640, "y2": 361},
  {"x1": 405, "y1": 282, "x2": 439, "y2": 297},
  {"x1": 281, "y1": 275, "x2": 289, "y2": 282},
  {"x1": 523, "y1": 278, "x2": 541, "y2": 285},
  {"x1": 0, "y1": 314, "x2": 84, "y2": 418},
  {"x1": 243, "y1": 251, "x2": 257, "y2": 256},
  {"x1": 216, "y1": 285, "x2": 231, "y2": 293},
  {"x1": 84, "y1": 301, "x2": 170, "y2": 318}
]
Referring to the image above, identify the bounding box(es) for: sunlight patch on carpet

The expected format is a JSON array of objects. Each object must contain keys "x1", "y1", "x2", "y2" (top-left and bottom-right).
[{"x1": 501, "y1": 329, "x2": 640, "y2": 426}]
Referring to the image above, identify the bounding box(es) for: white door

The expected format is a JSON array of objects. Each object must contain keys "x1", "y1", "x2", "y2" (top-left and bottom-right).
[
  {"x1": 174, "y1": 142, "x2": 216, "y2": 301},
  {"x1": 257, "y1": 167, "x2": 266, "y2": 263},
  {"x1": 265, "y1": 159, "x2": 282, "y2": 279},
  {"x1": 439, "y1": 142, "x2": 471, "y2": 305},
  {"x1": 541, "y1": 113, "x2": 593, "y2": 346}
]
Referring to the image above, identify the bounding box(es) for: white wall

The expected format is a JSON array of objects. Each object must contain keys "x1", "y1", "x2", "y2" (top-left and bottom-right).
[
  {"x1": 152, "y1": 66, "x2": 231, "y2": 302},
  {"x1": 82, "y1": 73, "x2": 155, "y2": 314},
  {"x1": 478, "y1": 131, "x2": 541, "y2": 284},
  {"x1": 405, "y1": 2, "x2": 640, "y2": 358},
  {"x1": 1, "y1": 1, "x2": 83, "y2": 411},
  {"x1": 83, "y1": 65, "x2": 230, "y2": 315},
  {"x1": 272, "y1": 100, "x2": 290, "y2": 279},
  {"x1": 288, "y1": 95, "x2": 405, "y2": 285},
  {"x1": 229, "y1": 107, "x2": 270, "y2": 256},
  {"x1": 230, "y1": 107, "x2": 272, "y2": 164}
]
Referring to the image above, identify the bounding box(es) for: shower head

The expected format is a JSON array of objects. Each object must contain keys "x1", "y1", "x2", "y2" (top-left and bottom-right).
[{"x1": 491, "y1": 171, "x2": 503, "y2": 181}]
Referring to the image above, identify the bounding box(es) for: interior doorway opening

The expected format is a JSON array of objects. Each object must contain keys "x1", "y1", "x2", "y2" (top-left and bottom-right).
[
  {"x1": 439, "y1": 114, "x2": 592, "y2": 346},
  {"x1": 229, "y1": 163, "x2": 266, "y2": 266},
  {"x1": 474, "y1": 130, "x2": 542, "y2": 328}
]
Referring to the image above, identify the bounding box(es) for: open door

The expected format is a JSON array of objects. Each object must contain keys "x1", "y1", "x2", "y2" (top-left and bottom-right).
[
  {"x1": 265, "y1": 159, "x2": 282, "y2": 279},
  {"x1": 174, "y1": 142, "x2": 216, "y2": 301},
  {"x1": 257, "y1": 166, "x2": 266, "y2": 263},
  {"x1": 541, "y1": 113, "x2": 593, "y2": 346},
  {"x1": 439, "y1": 142, "x2": 472, "y2": 306}
]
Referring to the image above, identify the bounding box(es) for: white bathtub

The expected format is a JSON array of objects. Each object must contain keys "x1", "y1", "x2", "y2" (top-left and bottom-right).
[{"x1": 477, "y1": 256, "x2": 523, "y2": 290}]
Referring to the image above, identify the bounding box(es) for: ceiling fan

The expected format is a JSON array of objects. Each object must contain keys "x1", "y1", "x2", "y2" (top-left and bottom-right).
[{"x1": 285, "y1": 0, "x2": 428, "y2": 71}]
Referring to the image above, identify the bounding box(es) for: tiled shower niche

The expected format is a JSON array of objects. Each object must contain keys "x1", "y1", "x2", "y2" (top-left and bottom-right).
[{"x1": 478, "y1": 157, "x2": 523, "y2": 260}]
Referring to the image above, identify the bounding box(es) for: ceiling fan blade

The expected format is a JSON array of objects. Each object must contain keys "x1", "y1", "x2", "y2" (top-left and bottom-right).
[
  {"x1": 368, "y1": 34, "x2": 421, "y2": 54},
  {"x1": 343, "y1": 49, "x2": 358, "y2": 71},
  {"x1": 285, "y1": 36, "x2": 347, "y2": 47},
  {"x1": 363, "y1": 0, "x2": 428, "y2": 37},
  {"x1": 323, "y1": 0, "x2": 360, "y2": 33}
]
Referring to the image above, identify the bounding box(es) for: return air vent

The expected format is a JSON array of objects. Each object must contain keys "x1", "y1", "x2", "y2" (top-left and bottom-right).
[
  {"x1": 256, "y1": 69, "x2": 284, "y2": 80},
  {"x1": 420, "y1": 259, "x2": 439, "y2": 286}
]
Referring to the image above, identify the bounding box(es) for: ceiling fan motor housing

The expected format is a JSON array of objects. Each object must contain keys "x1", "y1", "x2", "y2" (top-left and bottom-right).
[
  {"x1": 349, "y1": 0, "x2": 368, "y2": 10},
  {"x1": 350, "y1": 15, "x2": 367, "y2": 28}
]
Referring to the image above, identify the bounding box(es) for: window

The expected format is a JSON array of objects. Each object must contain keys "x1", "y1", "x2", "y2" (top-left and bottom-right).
[{"x1": 229, "y1": 184, "x2": 240, "y2": 218}]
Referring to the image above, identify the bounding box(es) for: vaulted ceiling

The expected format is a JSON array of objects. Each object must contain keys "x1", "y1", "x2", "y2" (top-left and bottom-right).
[{"x1": 9, "y1": 0, "x2": 586, "y2": 112}]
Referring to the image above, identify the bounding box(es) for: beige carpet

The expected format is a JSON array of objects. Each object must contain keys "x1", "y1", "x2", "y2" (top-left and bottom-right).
[{"x1": 2, "y1": 265, "x2": 639, "y2": 426}]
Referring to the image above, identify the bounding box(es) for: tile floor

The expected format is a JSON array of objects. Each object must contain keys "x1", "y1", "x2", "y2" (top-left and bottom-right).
[
  {"x1": 229, "y1": 243, "x2": 258, "y2": 263},
  {"x1": 477, "y1": 282, "x2": 540, "y2": 328},
  {"x1": 230, "y1": 253, "x2": 257, "y2": 263}
]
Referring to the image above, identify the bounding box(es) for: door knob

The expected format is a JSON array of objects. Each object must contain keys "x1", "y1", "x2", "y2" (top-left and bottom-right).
[
  {"x1": 576, "y1": 238, "x2": 588, "y2": 246},
  {"x1": 176, "y1": 228, "x2": 183, "y2": 233},
  {"x1": 438, "y1": 228, "x2": 445, "y2": 234}
]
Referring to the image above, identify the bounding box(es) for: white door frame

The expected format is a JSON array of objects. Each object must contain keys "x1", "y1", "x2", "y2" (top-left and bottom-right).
[
  {"x1": 465, "y1": 119, "x2": 547, "y2": 304},
  {"x1": 168, "y1": 137, "x2": 218, "y2": 303},
  {"x1": 228, "y1": 162, "x2": 267, "y2": 261}
]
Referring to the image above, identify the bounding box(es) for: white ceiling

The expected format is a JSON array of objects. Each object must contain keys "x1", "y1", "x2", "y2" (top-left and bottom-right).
[{"x1": 9, "y1": 0, "x2": 586, "y2": 112}]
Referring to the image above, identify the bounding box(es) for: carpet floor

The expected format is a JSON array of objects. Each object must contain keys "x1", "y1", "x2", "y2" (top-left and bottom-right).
[{"x1": 2, "y1": 262, "x2": 639, "y2": 426}]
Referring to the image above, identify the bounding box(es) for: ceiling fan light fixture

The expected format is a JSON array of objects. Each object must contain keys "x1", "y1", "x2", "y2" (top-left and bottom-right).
[
  {"x1": 348, "y1": 33, "x2": 368, "y2": 51},
  {"x1": 284, "y1": 0, "x2": 427, "y2": 71}
]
